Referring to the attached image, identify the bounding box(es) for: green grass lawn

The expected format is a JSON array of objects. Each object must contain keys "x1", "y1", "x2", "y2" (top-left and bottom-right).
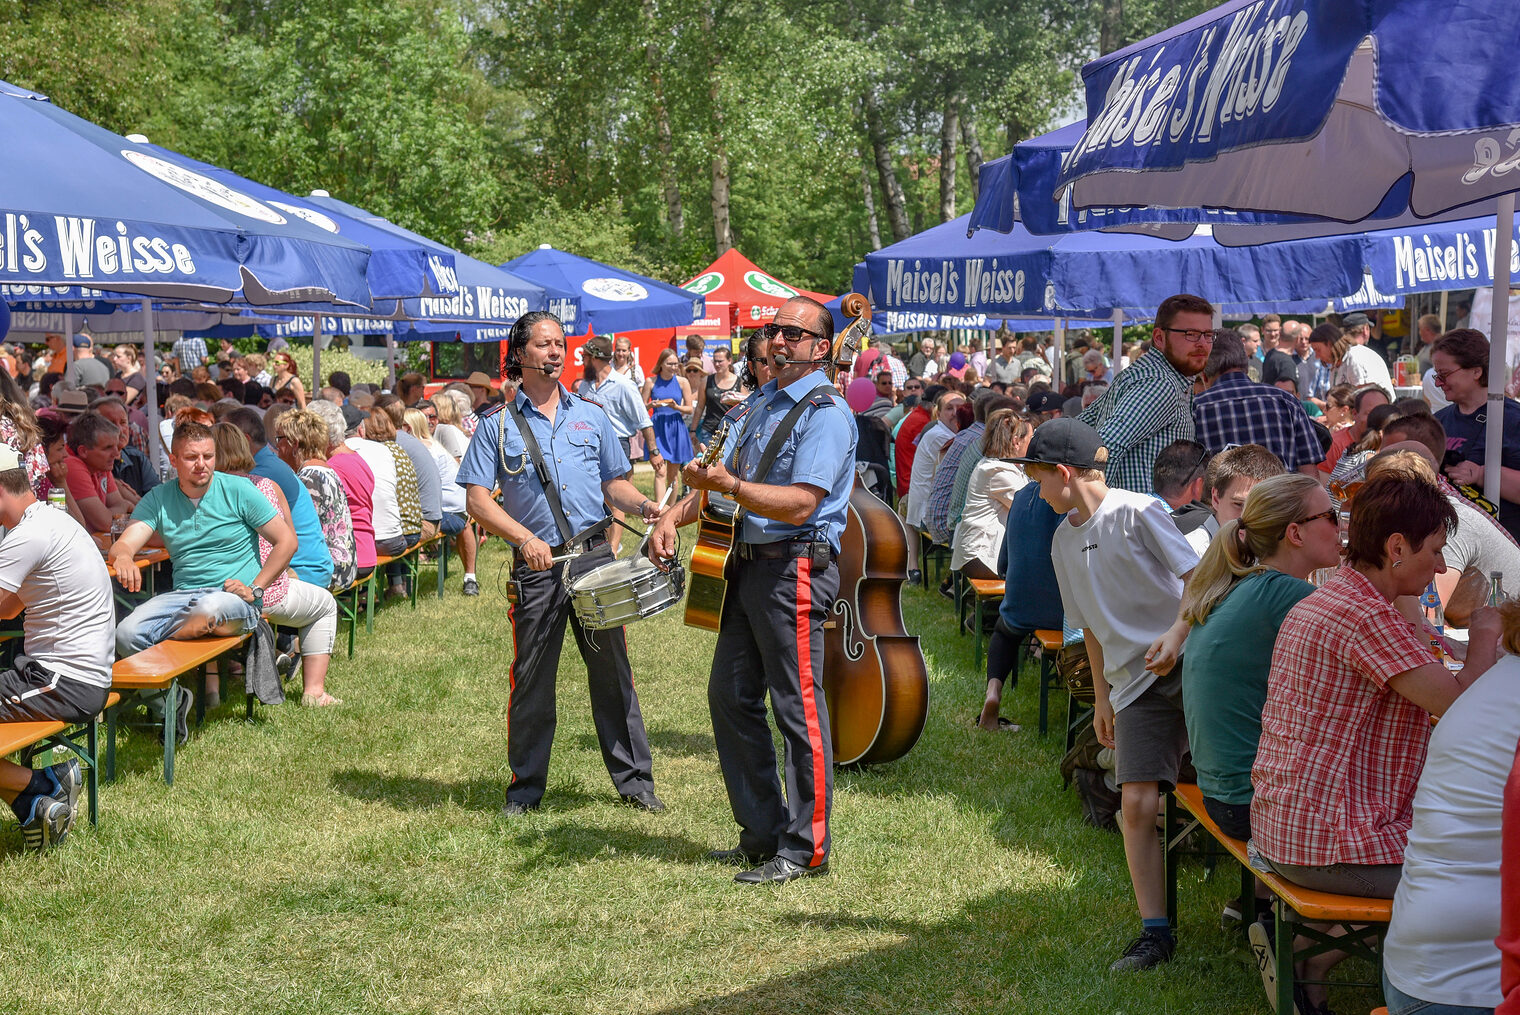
[{"x1": 0, "y1": 490, "x2": 1379, "y2": 1015}]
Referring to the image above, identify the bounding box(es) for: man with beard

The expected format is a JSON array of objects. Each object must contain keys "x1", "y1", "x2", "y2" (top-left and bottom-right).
[{"x1": 1079, "y1": 294, "x2": 1213, "y2": 493}]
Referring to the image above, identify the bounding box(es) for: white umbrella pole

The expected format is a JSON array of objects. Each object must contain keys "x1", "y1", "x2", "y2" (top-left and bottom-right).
[
  {"x1": 385, "y1": 333, "x2": 396, "y2": 392},
  {"x1": 1439, "y1": 290, "x2": 1450, "y2": 330},
  {"x1": 1054, "y1": 318, "x2": 1066, "y2": 385},
  {"x1": 1485, "y1": 193, "x2": 1514, "y2": 505},
  {"x1": 1112, "y1": 308, "x2": 1123, "y2": 365},
  {"x1": 63, "y1": 313, "x2": 74, "y2": 372},
  {"x1": 312, "y1": 314, "x2": 322, "y2": 390},
  {"x1": 140, "y1": 299, "x2": 163, "y2": 474}
]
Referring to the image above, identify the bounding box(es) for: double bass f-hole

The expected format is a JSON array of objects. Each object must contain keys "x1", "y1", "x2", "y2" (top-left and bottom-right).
[{"x1": 830, "y1": 597, "x2": 866, "y2": 662}]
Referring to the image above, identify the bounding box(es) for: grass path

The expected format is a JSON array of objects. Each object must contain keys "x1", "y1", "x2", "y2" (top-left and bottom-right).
[{"x1": 0, "y1": 497, "x2": 1375, "y2": 1014}]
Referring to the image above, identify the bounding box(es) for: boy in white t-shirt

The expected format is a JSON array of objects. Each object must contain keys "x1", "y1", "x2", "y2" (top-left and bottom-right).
[
  {"x1": 1014, "y1": 418, "x2": 1199, "y2": 971},
  {"x1": 0, "y1": 445, "x2": 116, "y2": 851}
]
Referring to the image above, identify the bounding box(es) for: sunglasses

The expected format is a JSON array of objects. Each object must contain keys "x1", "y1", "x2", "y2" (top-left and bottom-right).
[
  {"x1": 1295, "y1": 509, "x2": 1338, "y2": 526},
  {"x1": 758, "y1": 323, "x2": 823, "y2": 343}
]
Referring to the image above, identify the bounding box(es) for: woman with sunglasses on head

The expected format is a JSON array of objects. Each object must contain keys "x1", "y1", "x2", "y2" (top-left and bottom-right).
[
  {"x1": 642, "y1": 347, "x2": 694, "y2": 505},
  {"x1": 270, "y1": 352, "x2": 306, "y2": 409},
  {"x1": 693, "y1": 345, "x2": 745, "y2": 451}
]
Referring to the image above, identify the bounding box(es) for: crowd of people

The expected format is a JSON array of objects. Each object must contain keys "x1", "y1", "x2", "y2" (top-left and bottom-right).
[
  {"x1": 834, "y1": 295, "x2": 1520, "y2": 1014},
  {"x1": 2, "y1": 296, "x2": 1519, "y2": 1013}
]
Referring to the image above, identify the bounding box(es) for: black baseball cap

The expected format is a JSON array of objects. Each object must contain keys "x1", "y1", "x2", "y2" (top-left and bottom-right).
[
  {"x1": 1026, "y1": 389, "x2": 1064, "y2": 414},
  {"x1": 1007, "y1": 417, "x2": 1109, "y2": 471},
  {"x1": 341, "y1": 404, "x2": 366, "y2": 433}
]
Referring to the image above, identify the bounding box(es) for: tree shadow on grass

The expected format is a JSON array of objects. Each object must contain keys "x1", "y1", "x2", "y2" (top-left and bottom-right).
[
  {"x1": 329, "y1": 768, "x2": 596, "y2": 815},
  {"x1": 506, "y1": 822, "x2": 712, "y2": 872},
  {"x1": 571, "y1": 727, "x2": 716, "y2": 758}
]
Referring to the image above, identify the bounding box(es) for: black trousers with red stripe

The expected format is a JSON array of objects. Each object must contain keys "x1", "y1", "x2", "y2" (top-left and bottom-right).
[
  {"x1": 708, "y1": 553, "x2": 837, "y2": 867},
  {"x1": 505, "y1": 544, "x2": 655, "y2": 807}
]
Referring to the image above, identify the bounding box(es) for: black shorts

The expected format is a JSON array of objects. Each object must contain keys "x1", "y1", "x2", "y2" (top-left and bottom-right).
[
  {"x1": 1201, "y1": 794, "x2": 1253, "y2": 842},
  {"x1": 0, "y1": 657, "x2": 108, "y2": 724}
]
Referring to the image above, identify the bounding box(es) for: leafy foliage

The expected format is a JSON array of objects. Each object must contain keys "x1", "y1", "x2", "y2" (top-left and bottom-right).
[{"x1": 1, "y1": 0, "x2": 1214, "y2": 292}]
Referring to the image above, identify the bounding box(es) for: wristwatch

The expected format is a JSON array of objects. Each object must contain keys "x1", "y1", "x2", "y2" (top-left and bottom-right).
[{"x1": 251, "y1": 585, "x2": 265, "y2": 608}]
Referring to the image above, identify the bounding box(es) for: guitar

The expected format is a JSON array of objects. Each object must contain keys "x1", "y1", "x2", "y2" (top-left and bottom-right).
[{"x1": 682, "y1": 296, "x2": 872, "y2": 632}]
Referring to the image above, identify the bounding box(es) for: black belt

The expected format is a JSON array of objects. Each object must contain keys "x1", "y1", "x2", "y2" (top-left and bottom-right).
[{"x1": 736, "y1": 540, "x2": 833, "y2": 564}]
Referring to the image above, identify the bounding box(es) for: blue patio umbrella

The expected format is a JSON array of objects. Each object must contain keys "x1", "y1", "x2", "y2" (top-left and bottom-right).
[
  {"x1": 0, "y1": 81, "x2": 371, "y2": 306},
  {"x1": 1054, "y1": 0, "x2": 1520, "y2": 504},
  {"x1": 858, "y1": 214, "x2": 1368, "y2": 319},
  {"x1": 125, "y1": 139, "x2": 456, "y2": 303},
  {"x1": 500, "y1": 245, "x2": 701, "y2": 334}
]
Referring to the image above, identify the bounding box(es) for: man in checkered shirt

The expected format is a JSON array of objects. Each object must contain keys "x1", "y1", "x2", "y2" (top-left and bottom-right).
[
  {"x1": 171, "y1": 334, "x2": 207, "y2": 375},
  {"x1": 1079, "y1": 294, "x2": 1212, "y2": 494},
  {"x1": 1191, "y1": 328, "x2": 1325, "y2": 475}
]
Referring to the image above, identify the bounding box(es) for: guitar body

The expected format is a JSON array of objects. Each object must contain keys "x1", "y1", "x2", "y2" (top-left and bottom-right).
[
  {"x1": 823, "y1": 475, "x2": 929, "y2": 766},
  {"x1": 683, "y1": 490, "x2": 737, "y2": 631}
]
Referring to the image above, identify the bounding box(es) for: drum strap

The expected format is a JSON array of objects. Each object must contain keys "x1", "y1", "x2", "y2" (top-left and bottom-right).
[{"x1": 504, "y1": 398, "x2": 575, "y2": 546}]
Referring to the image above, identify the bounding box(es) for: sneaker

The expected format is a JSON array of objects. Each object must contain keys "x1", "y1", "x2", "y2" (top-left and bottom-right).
[
  {"x1": 157, "y1": 687, "x2": 193, "y2": 746},
  {"x1": 1109, "y1": 930, "x2": 1175, "y2": 972},
  {"x1": 19, "y1": 795, "x2": 71, "y2": 851},
  {"x1": 462, "y1": 577, "x2": 480, "y2": 597},
  {"x1": 1248, "y1": 919, "x2": 1290, "y2": 1014},
  {"x1": 1222, "y1": 895, "x2": 1245, "y2": 928},
  {"x1": 938, "y1": 578, "x2": 955, "y2": 601},
  {"x1": 275, "y1": 651, "x2": 297, "y2": 681},
  {"x1": 40, "y1": 760, "x2": 81, "y2": 816}
]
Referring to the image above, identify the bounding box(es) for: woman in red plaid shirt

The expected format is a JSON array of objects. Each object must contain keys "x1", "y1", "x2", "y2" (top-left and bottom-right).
[{"x1": 1251, "y1": 472, "x2": 1505, "y2": 1014}]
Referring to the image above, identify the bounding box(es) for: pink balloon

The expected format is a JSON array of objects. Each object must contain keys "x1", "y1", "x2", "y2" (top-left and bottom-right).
[{"x1": 846, "y1": 376, "x2": 878, "y2": 413}]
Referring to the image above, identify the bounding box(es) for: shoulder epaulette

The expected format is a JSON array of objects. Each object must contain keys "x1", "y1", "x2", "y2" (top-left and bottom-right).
[
  {"x1": 572, "y1": 392, "x2": 605, "y2": 409},
  {"x1": 476, "y1": 402, "x2": 506, "y2": 420}
]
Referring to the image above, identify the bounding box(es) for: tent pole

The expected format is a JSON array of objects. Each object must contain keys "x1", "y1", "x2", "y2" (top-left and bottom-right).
[
  {"x1": 140, "y1": 299, "x2": 163, "y2": 475},
  {"x1": 1111, "y1": 308, "x2": 1123, "y2": 365},
  {"x1": 386, "y1": 332, "x2": 396, "y2": 392},
  {"x1": 1485, "y1": 193, "x2": 1514, "y2": 506},
  {"x1": 1439, "y1": 290, "x2": 1449, "y2": 330},
  {"x1": 312, "y1": 315, "x2": 322, "y2": 390},
  {"x1": 64, "y1": 313, "x2": 74, "y2": 372},
  {"x1": 1054, "y1": 319, "x2": 1066, "y2": 386}
]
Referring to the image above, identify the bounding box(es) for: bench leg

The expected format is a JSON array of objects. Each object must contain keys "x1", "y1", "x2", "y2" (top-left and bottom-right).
[
  {"x1": 346, "y1": 586, "x2": 358, "y2": 659},
  {"x1": 365, "y1": 573, "x2": 376, "y2": 633},
  {"x1": 973, "y1": 599, "x2": 984, "y2": 670},
  {"x1": 1163, "y1": 789, "x2": 1179, "y2": 931},
  {"x1": 162, "y1": 680, "x2": 177, "y2": 787},
  {"x1": 1275, "y1": 902, "x2": 1295, "y2": 1015},
  {"x1": 437, "y1": 541, "x2": 448, "y2": 599},
  {"x1": 105, "y1": 704, "x2": 118, "y2": 784},
  {"x1": 1240, "y1": 859, "x2": 1256, "y2": 941},
  {"x1": 86, "y1": 717, "x2": 99, "y2": 827}
]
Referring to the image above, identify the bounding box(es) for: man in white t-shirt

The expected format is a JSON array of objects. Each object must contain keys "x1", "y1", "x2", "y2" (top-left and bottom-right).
[
  {"x1": 0, "y1": 445, "x2": 115, "y2": 850},
  {"x1": 1014, "y1": 417, "x2": 1198, "y2": 973},
  {"x1": 1336, "y1": 312, "x2": 1395, "y2": 391}
]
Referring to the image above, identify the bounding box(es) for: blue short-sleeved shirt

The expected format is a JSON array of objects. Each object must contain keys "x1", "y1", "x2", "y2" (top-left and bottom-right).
[
  {"x1": 132, "y1": 471, "x2": 278, "y2": 591},
  {"x1": 720, "y1": 369, "x2": 857, "y2": 551},
  {"x1": 251, "y1": 445, "x2": 333, "y2": 588},
  {"x1": 455, "y1": 386, "x2": 631, "y2": 544}
]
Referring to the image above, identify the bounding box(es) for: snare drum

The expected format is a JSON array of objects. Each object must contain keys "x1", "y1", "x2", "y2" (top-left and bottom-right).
[{"x1": 568, "y1": 556, "x2": 686, "y2": 630}]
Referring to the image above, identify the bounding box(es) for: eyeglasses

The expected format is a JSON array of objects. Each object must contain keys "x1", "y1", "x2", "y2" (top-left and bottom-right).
[
  {"x1": 1162, "y1": 328, "x2": 1216, "y2": 344},
  {"x1": 758, "y1": 323, "x2": 823, "y2": 343},
  {"x1": 1294, "y1": 509, "x2": 1338, "y2": 526},
  {"x1": 1432, "y1": 366, "x2": 1474, "y2": 384}
]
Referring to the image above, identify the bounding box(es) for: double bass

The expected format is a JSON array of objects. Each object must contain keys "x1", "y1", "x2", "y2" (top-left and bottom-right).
[
  {"x1": 822, "y1": 294, "x2": 929, "y2": 765},
  {"x1": 682, "y1": 294, "x2": 928, "y2": 765}
]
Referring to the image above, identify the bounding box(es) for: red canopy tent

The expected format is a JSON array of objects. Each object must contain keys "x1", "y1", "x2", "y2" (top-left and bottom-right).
[{"x1": 606, "y1": 250, "x2": 833, "y2": 374}]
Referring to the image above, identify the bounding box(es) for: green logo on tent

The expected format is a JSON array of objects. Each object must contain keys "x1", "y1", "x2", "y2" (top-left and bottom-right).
[
  {"x1": 686, "y1": 271, "x2": 723, "y2": 295},
  {"x1": 745, "y1": 271, "x2": 797, "y2": 299}
]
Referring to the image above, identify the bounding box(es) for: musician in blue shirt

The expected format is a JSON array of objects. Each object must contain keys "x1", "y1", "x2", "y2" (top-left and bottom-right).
[
  {"x1": 457, "y1": 311, "x2": 666, "y2": 817},
  {"x1": 648, "y1": 296, "x2": 857, "y2": 884}
]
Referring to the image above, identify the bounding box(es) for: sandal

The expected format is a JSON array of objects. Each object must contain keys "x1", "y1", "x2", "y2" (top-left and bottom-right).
[{"x1": 300, "y1": 691, "x2": 343, "y2": 708}]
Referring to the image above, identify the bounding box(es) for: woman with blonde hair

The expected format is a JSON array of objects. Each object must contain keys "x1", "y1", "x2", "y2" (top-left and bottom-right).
[
  {"x1": 951, "y1": 409, "x2": 1032, "y2": 580},
  {"x1": 430, "y1": 389, "x2": 470, "y2": 461}
]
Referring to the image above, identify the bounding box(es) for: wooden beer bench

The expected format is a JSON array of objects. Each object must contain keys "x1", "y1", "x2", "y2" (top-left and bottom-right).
[
  {"x1": 106, "y1": 633, "x2": 252, "y2": 786},
  {"x1": 0, "y1": 692, "x2": 120, "y2": 831},
  {"x1": 1163, "y1": 783, "x2": 1390, "y2": 1015}
]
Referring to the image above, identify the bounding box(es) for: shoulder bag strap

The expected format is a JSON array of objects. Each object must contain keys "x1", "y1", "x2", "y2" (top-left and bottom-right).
[{"x1": 732, "y1": 384, "x2": 838, "y2": 531}]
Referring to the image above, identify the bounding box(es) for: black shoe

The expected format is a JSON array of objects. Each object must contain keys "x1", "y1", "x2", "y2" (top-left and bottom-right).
[
  {"x1": 157, "y1": 688, "x2": 193, "y2": 746},
  {"x1": 500, "y1": 800, "x2": 540, "y2": 818},
  {"x1": 734, "y1": 855, "x2": 828, "y2": 884},
  {"x1": 1222, "y1": 895, "x2": 1245, "y2": 928},
  {"x1": 938, "y1": 578, "x2": 955, "y2": 600},
  {"x1": 1109, "y1": 930, "x2": 1175, "y2": 971},
  {"x1": 907, "y1": 569, "x2": 923, "y2": 586},
  {"x1": 619, "y1": 790, "x2": 666, "y2": 813},
  {"x1": 462, "y1": 577, "x2": 480, "y2": 597},
  {"x1": 706, "y1": 846, "x2": 773, "y2": 867}
]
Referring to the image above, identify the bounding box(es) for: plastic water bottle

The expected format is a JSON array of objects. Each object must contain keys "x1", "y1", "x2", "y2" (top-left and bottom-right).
[
  {"x1": 1491, "y1": 571, "x2": 1506, "y2": 607},
  {"x1": 46, "y1": 489, "x2": 65, "y2": 511}
]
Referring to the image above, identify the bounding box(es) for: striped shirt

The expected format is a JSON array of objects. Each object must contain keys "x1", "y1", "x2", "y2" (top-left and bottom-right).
[
  {"x1": 1079, "y1": 349, "x2": 1194, "y2": 494},
  {"x1": 171, "y1": 335, "x2": 207, "y2": 373}
]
